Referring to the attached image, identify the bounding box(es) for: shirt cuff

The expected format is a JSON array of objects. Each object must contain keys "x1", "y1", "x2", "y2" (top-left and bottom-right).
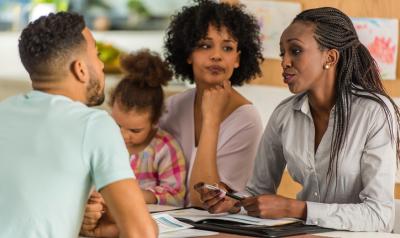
[{"x1": 306, "y1": 201, "x2": 328, "y2": 226}]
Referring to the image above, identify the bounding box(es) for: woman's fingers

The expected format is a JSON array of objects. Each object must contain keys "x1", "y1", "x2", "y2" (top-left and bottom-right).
[
  {"x1": 208, "y1": 197, "x2": 237, "y2": 214},
  {"x1": 194, "y1": 182, "x2": 222, "y2": 202}
]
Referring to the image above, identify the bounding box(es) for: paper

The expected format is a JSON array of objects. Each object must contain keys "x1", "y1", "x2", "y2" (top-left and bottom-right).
[
  {"x1": 152, "y1": 213, "x2": 193, "y2": 233},
  {"x1": 147, "y1": 204, "x2": 181, "y2": 213},
  {"x1": 167, "y1": 208, "x2": 298, "y2": 226},
  {"x1": 159, "y1": 228, "x2": 218, "y2": 238},
  {"x1": 351, "y1": 17, "x2": 399, "y2": 80},
  {"x1": 241, "y1": 0, "x2": 302, "y2": 59}
]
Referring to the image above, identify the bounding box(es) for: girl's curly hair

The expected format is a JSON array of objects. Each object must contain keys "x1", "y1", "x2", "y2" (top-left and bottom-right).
[{"x1": 109, "y1": 49, "x2": 173, "y2": 123}]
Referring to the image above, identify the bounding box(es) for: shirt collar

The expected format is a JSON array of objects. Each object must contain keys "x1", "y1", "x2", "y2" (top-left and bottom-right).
[
  {"x1": 25, "y1": 90, "x2": 73, "y2": 102},
  {"x1": 292, "y1": 93, "x2": 336, "y2": 119},
  {"x1": 292, "y1": 93, "x2": 310, "y2": 115}
]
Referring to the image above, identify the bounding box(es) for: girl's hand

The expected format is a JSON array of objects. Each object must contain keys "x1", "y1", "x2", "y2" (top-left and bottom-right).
[
  {"x1": 201, "y1": 80, "x2": 232, "y2": 125},
  {"x1": 194, "y1": 182, "x2": 240, "y2": 214},
  {"x1": 241, "y1": 194, "x2": 306, "y2": 219}
]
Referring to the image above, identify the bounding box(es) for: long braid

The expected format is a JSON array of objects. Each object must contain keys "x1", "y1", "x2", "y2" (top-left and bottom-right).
[{"x1": 294, "y1": 7, "x2": 400, "y2": 181}]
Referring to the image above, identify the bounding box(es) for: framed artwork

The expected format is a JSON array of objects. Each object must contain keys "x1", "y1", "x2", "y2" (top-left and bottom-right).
[
  {"x1": 352, "y1": 17, "x2": 399, "y2": 80},
  {"x1": 241, "y1": 0, "x2": 302, "y2": 59}
]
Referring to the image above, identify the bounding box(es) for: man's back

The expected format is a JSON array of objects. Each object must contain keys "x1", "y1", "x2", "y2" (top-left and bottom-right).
[{"x1": 0, "y1": 91, "x2": 133, "y2": 237}]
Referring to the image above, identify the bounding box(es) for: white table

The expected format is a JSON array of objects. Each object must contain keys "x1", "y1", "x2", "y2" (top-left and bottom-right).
[
  {"x1": 317, "y1": 231, "x2": 400, "y2": 237},
  {"x1": 147, "y1": 205, "x2": 400, "y2": 238}
]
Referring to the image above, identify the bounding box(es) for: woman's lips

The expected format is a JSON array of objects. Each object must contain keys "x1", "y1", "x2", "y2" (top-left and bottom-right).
[
  {"x1": 282, "y1": 73, "x2": 296, "y2": 84},
  {"x1": 207, "y1": 65, "x2": 224, "y2": 74}
]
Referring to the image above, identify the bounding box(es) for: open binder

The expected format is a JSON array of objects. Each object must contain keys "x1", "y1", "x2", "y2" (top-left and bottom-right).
[
  {"x1": 176, "y1": 217, "x2": 334, "y2": 237},
  {"x1": 168, "y1": 207, "x2": 334, "y2": 237}
]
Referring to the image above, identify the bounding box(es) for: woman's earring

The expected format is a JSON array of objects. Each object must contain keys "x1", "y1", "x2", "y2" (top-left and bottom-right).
[{"x1": 324, "y1": 64, "x2": 330, "y2": 69}]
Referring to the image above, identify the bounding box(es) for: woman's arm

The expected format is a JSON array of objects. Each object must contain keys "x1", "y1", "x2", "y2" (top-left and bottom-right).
[
  {"x1": 189, "y1": 84, "x2": 229, "y2": 206},
  {"x1": 196, "y1": 105, "x2": 286, "y2": 213}
]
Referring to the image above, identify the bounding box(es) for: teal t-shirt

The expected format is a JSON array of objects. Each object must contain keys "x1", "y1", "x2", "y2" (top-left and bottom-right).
[{"x1": 0, "y1": 91, "x2": 134, "y2": 238}]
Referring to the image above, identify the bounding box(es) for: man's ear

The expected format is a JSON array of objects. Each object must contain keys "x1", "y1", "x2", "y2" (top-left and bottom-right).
[{"x1": 71, "y1": 59, "x2": 88, "y2": 83}]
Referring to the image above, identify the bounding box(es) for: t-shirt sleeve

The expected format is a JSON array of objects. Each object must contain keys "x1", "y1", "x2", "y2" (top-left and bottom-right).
[{"x1": 83, "y1": 112, "x2": 134, "y2": 190}]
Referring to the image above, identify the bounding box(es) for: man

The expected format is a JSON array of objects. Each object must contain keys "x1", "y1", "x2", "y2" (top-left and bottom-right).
[{"x1": 0, "y1": 12, "x2": 157, "y2": 238}]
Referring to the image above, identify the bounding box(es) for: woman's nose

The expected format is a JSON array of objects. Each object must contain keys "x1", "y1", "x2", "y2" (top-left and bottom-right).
[
  {"x1": 280, "y1": 53, "x2": 292, "y2": 69},
  {"x1": 210, "y1": 48, "x2": 222, "y2": 62}
]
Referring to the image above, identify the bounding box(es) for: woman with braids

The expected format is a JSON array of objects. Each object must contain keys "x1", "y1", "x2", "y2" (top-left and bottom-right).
[
  {"x1": 160, "y1": 0, "x2": 264, "y2": 206},
  {"x1": 196, "y1": 7, "x2": 400, "y2": 232}
]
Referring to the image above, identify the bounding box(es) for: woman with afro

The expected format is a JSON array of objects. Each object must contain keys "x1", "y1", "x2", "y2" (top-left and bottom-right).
[{"x1": 160, "y1": 0, "x2": 265, "y2": 206}]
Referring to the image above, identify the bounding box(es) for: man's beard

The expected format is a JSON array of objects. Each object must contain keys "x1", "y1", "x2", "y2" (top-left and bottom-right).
[{"x1": 85, "y1": 69, "x2": 105, "y2": 107}]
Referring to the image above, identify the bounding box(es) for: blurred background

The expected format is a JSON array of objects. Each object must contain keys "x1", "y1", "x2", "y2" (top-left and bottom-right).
[
  {"x1": 0, "y1": 0, "x2": 192, "y2": 98},
  {"x1": 0, "y1": 0, "x2": 190, "y2": 31},
  {"x1": 0, "y1": 0, "x2": 191, "y2": 75}
]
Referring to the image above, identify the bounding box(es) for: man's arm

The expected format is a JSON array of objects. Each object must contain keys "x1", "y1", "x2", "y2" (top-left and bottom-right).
[{"x1": 100, "y1": 178, "x2": 158, "y2": 238}]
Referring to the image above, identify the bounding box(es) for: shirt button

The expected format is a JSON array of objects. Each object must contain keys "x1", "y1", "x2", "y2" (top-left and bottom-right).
[{"x1": 314, "y1": 192, "x2": 318, "y2": 196}]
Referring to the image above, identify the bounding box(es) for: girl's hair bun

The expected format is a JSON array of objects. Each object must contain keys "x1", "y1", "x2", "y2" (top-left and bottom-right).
[{"x1": 119, "y1": 49, "x2": 173, "y2": 87}]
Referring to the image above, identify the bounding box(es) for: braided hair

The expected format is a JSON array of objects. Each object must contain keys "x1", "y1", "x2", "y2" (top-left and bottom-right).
[{"x1": 294, "y1": 7, "x2": 400, "y2": 178}]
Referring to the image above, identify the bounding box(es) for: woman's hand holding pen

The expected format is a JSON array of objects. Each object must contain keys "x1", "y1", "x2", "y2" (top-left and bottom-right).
[
  {"x1": 194, "y1": 182, "x2": 241, "y2": 214},
  {"x1": 195, "y1": 183, "x2": 307, "y2": 219}
]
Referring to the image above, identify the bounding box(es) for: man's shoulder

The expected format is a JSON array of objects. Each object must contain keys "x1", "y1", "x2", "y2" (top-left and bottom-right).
[{"x1": 0, "y1": 93, "x2": 24, "y2": 106}]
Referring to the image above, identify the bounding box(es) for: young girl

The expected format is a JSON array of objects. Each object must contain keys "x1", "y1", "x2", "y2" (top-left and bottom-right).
[{"x1": 109, "y1": 49, "x2": 186, "y2": 206}]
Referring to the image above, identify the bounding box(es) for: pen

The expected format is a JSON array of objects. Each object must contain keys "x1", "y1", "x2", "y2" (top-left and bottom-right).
[{"x1": 203, "y1": 184, "x2": 245, "y2": 201}]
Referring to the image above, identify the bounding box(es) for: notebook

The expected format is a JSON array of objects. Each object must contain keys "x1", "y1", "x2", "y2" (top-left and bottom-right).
[{"x1": 165, "y1": 207, "x2": 335, "y2": 238}]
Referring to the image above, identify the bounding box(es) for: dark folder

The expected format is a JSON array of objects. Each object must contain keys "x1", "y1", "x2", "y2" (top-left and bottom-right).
[{"x1": 176, "y1": 217, "x2": 335, "y2": 237}]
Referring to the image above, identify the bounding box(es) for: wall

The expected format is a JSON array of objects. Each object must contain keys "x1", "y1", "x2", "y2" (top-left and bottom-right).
[
  {"x1": 0, "y1": 30, "x2": 165, "y2": 80},
  {"x1": 226, "y1": 0, "x2": 400, "y2": 96}
]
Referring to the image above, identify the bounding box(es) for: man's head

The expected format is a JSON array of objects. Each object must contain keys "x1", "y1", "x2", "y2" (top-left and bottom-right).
[{"x1": 18, "y1": 12, "x2": 105, "y2": 106}]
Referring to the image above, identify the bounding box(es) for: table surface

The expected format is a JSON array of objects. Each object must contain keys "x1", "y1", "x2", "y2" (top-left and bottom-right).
[
  {"x1": 147, "y1": 205, "x2": 400, "y2": 238},
  {"x1": 195, "y1": 231, "x2": 400, "y2": 237}
]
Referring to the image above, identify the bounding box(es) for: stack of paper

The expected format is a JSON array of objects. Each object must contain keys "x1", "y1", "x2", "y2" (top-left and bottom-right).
[
  {"x1": 152, "y1": 213, "x2": 218, "y2": 237},
  {"x1": 166, "y1": 208, "x2": 298, "y2": 226},
  {"x1": 152, "y1": 213, "x2": 193, "y2": 233}
]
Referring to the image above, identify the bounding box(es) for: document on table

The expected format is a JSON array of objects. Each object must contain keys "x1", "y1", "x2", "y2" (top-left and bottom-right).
[
  {"x1": 159, "y1": 229, "x2": 218, "y2": 238},
  {"x1": 152, "y1": 213, "x2": 193, "y2": 233},
  {"x1": 167, "y1": 208, "x2": 298, "y2": 226},
  {"x1": 153, "y1": 213, "x2": 218, "y2": 237},
  {"x1": 147, "y1": 204, "x2": 181, "y2": 213}
]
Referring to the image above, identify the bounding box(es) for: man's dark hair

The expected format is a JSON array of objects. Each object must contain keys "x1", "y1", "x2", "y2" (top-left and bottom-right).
[
  {"x1": 18, "y1": 12, "x2": 86, "y2": 78},
  {"x1": 164, "y1": 0, "x2": 264, "y2": 86}
]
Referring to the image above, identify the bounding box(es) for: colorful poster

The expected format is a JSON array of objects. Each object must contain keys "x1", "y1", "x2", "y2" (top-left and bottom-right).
[
  {"x1": 241, "y1": 0, "x2": 302, "y2": 59},
  {"x1": 352, "y1": 18, "x2": 398, "y2": 80}
]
